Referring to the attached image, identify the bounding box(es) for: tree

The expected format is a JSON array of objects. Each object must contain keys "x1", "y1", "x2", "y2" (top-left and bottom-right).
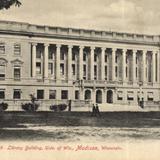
[{"x1": 0, "y1": 0, "x2": 21, "y2": 10}]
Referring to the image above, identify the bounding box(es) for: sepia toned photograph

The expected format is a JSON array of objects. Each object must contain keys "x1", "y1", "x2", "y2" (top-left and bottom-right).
[{"x1": 0, "y1": 0, "x2": 160, "y2": 159}]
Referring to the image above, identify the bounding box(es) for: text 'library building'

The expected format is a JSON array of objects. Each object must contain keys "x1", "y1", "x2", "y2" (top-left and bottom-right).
[{"x1": 0, "y1": 21, "x2": 160, "y2": 109}]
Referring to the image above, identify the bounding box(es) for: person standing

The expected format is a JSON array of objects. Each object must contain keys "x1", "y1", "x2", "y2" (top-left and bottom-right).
[
  {"x1": 68, "y1": 99, "x2": 72, "y2": 112},
  {"x1": 95, "y1": 103, "x2": 101, "y2": 117}
]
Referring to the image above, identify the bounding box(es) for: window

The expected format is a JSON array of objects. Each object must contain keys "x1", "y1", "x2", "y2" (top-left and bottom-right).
[
  {"x1": 0, "y1": 65, "x2": 5, "y2": 80},
  {"x1": 60, "y1": 52, "x2": 65, "y2": 60},
  {"x1": 127, "y1": 92, "x2": 134, "y2": 101},
  {"x1": 48, "y1": 52, "x2": 54, "y2": 59},
  {"x1": 117, "y1": 91, "x2": 123, "y2": 100},
  {"x1": 0, "y1": 89, "x2": 5, "y2": 99},
  {"x1": 75, "y1": 90, "x2": 79, "y2": 100},
  {"x1": 36, "y1": 62, "x2": 41, "y2": 74},
  {"x1": 49, "y1": 90, "x2": 56, "y2": 99},
  {"x1": 136, "y1": 67, "x2": 138, "y2": 78},
  {"x1": 36, "y1": 51, "x2": 42, "y2": 59},
  {"x1": 14, "y1": 67, "x2": 21, "y2": 80},
  {"x1": 72, "y1": 52, "x2": 76, "y2": 61},
  {"x1": 83, "y1": 65, "x2": 86, "y2": 76},
  {"x1": 13, "y1": 89, "x2": 21, "y2": 99},
  {"x1": 94, "y1": 54, "x2": 97, "y2": 62},
  {"x1": 72, "y1": 64, "x2": 75, "y2": 75},
  {"x1": 126, "y1": 67, "x2": 128, "y2": 77},
  {"x1": 115, "y1": 55, "x2": 118, "y2": 63},
  {"x1": 60, "y1": 63, "x2": 64, "y2": 75},
  {"x1": 105, "y1": 65, "x2": 107, "y2": 80},
  {"x1": 115, "y1": 66, "x2": 118, "y2": 77},
  {"x1": 83, "y1": 53, "x2": 86, "y2": 61},
  {"x1": 14, "y1": 43, "x2": 21, "y2": 55},
  {"x1": 105, "y1": 54, "x2": 107, "y2": 62},
  {"x1": 61, "y1": 90, "x2": 68, "y2": 99},
  {"x1": 0, "y1": 42, "x2": 5, "y2": 54},
  {"x1": 94, "y1": 65, "x2": 97, "y2": 79},
  {"x1": 48, "y1": 63, "x2": 53, "y2": 75},
  {"x1": 37, "y1": 90, "x2": 44, "y2": 99}
]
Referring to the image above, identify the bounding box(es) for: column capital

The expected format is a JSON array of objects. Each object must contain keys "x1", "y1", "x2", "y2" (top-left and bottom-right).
[
  {"x1": 132, "y1": 49, "x2": 137, "y2": 53},
  {"x1": 121, "y1": 48, "x2": 127, "y2": 53},
  {"x1": 68, "y1": 45, "x2": 73, "y2": 49},
  {"x1": 32, "y1": 42, "x2": 37, "y2": 46},
  {"x1": 90, "y1": 46, "x2": 95, "y2": 50},
  {"x1": 56, "y1": 44, "x2": 61, "y2": 48},
  {"x1": 79, "y1": 46, "x2": 84, "y2": 50},
  {"x1": 44, "y1": 43, "x2": 50, "y2": 47},
  {"x1": 101, "y1": 47, "x2": 106, "y2": 51},
  {"x1": 112, "y1": 48, "x2": 117, "y2": 52}
]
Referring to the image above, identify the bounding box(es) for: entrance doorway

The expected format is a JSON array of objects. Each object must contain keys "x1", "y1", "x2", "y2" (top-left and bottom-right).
[
  {"x1": 107, "y1": 90, "x2": 113, "y2": 103},
  {"x1": 96, "y1": 90, "x2": 102, "y2": 103}
]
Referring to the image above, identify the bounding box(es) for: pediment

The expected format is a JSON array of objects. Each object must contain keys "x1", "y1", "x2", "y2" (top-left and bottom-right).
[
  {"x1": 11, "y1": 59, "x2": 24, "y2": 65},
  {"x1": 0, "y1": 58, "x2": 8, "y2": 65}
]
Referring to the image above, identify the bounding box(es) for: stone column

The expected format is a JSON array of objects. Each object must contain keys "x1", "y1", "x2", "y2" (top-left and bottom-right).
[
  {"x1": 112, "y1": 48, "x2": 116, "y2": 81},
  {"x1": 68, "y1": 45, "x2": 73, "y2": 81},
  {"x1": 56, "y1": 44, "x2": 61, "y2": 81},
  {"x1": 152, "y1": 51, "x2": 156, "y2": 83},
  {"x1": 79, "y1": 46, "x2": 84, "y2": 80},
  {"x1": 101, "y1": 47, "x2": 105, "y2": 80},
  {"x1": 32, "y1": 43, "x2": 37, "y2": 78},
  {"x1": 132, "y1": 49, "x2": 136, "y2": 83},
  {"x1": 142, "y1": 50, "x2": 147, "y2": 84},
  {"x1": 122, "y1": 49, "x2": 126, "y2": 82},
  {"x1": 44, "y1": 43, "x2": 49, "y2": 78},
  {"x1": 90, "y1": 46, "x2": 95, "y2": 80}
]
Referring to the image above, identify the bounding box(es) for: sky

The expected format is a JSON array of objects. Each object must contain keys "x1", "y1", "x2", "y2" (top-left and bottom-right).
[{"x1": 0, "y1": 0, "x2": 160, "y2": 34}]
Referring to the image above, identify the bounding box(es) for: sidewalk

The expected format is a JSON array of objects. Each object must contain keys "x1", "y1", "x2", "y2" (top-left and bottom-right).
[{"x1": 71, "y1": 103, "x2": 160, "y2": 112}]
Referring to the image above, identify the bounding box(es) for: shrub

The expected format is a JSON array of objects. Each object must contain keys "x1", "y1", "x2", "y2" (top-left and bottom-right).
[
  {"x1": 0, "y1": 102, "x2": 8, "y2": 111},
  {"x1": 21, "y1": 103, "x2": 39, "y2": 111},
  {"x1": 50, "y1": 104, "x2": 67, "y2": 112}
]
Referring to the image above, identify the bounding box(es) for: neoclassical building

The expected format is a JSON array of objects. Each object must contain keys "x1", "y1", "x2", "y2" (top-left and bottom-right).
[{"x1": 0, "y1": 20, "x2": 159, "y2": 108}]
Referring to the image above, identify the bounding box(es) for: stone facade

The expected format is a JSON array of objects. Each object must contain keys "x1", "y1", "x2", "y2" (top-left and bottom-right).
[{"x1": 0, "y1": 21, "x2": 160, "y2": 108}]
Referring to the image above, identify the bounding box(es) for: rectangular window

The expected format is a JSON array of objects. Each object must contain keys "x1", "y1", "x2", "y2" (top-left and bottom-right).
[
  {"x1": 0, "y1": 89, "x2": 5, "y2": 99},
  {"x1": 37, "y1": 90, "x2": 44, "y2": 99},
  {"x1": 72, "y1": 52, "x2": 76, "y2": 61},
  {"x1": 83, "y1": 65, "x2": 86, "y2": 76},
  {"x1": 14, "y1": 43, "x2": 21, "y2": 55},
  {"x1": 115, "y1": 66, "x2": 118, "y2": 77},
  {"x1": 75, "y1": 90, "x2": 79, "y2": 100},
  {"x1": 126, "y1": 67, "x2": 128, "y2": 77},
  {"x1": 94, "y1": 54, "x2": 97, "y2": 62},
  {"x1": 127, "y1": 92, "x2": 134, "y2": 101},
  {"x1": 48, "y1": 52, "x2": 54, "y2": 59},
  {"x1": 105, "y1": 55, "x2": 107, "y2": 62},
  {"x1": 60, "y1": 63, "x2": 64, "y2": 75},
  {"x1": 105, "y1": 65, "x2": 107, "y2": 80},
  {"x1": 61, "y1": 90, "x2": 68, "y2": 99},
  {"x1": 60, "y1": 52, "x2": 65, "y2": 60},
  {"x1": 72, "y1": 64, "x2": 75, "y2": 75},
  {"x1": 14, "y1": 67, "x2": 21, "y2": 80},
  {"x1": 36, "y1": 51, "x2": 42, "y2": 59},
  {"x1": 94, "y1": 65, "x2": 97, "y2": 79},
  {"x1": 48, "y1": 63, "x2": 53, "y2": 75},
  {"x1": 13, "y1": 89, "x2": 21, "y2": 99},
  {"x1": 0, "y1": 65, "x2": 5, "y2": 80},
  {"x1": 49, "y1": 90, "x2": 56, "y2": 99},
  {"x1": 117, "y1": 91, "x2": 123, "y2": 100},
  {"x1": 115, "y1": 55, "x2": 118, "y2": 63},
  {"x1": 0, "y1": 42, "x2": 5, "y2": 54},
  {"x1": 36, "y1": 62, "x2": 41, "y2": 74},
  {"x1": 83, "y1": 53, "x2": 86, "y2": 61}
]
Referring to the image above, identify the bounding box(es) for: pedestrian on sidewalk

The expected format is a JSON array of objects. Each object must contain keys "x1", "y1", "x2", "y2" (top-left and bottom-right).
[
  {"x1": 91, "y1": 103, "x2": 96, "y2": 116},
  {"x1": 95, "y1": 103, "x2": 101, "y2": 117}
]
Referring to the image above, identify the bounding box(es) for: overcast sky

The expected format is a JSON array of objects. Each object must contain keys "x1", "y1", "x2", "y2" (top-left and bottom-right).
[{"x1": 0, "y1": 0, "x2": 160, "y2": 34}]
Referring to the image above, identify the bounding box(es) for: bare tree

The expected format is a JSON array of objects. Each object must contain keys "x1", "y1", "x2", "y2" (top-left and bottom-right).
[{"x1": 0, "y1": 0, "x2": 21, "y2": 10}]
